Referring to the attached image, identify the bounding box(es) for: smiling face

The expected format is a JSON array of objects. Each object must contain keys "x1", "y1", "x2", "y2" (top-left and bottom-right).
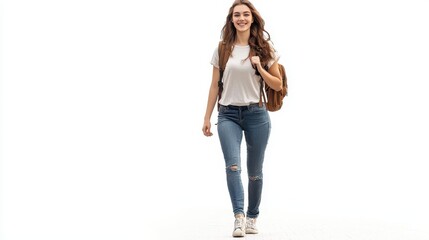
[{"x1": 232, "y1": 4, "x2": 253, "y2": 33}]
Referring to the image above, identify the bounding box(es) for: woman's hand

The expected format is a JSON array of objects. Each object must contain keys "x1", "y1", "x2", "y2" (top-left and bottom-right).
[
  {"x1": 251, "y1": 56, "x2": 282, "y2": 91},
  {"x1": 251, "y1": 56, "x2": 261, "y2": 68},
  {"x1": 202, "y1": 120, "x2": 213, "y2": 137}
]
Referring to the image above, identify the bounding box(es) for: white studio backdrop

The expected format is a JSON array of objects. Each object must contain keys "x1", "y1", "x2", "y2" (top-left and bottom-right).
[{"x1": 1, "y1": 0, "x2": 429, "y2": 239}]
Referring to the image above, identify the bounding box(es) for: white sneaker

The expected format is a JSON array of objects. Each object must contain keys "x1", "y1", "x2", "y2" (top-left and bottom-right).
[
  {"x1": 232, "y1": 216, "x2": 246, "y2": 237},
  {"x1": 245, "y1": 217, "x2": 258, "y2": 234}
]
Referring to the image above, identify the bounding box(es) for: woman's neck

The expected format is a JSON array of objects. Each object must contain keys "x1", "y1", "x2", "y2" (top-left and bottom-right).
[{"x1": 235, "y1": 31, "x2": 250, "y2": 46}]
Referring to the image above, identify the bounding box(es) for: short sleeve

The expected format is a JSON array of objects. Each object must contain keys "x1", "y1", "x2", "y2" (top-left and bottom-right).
[
  {"x1": 210, "y1": 46, "x2": 219, "y2": 68},
  {"x1": 267, "y1": 43, "x2": 280, "y2": 69}
]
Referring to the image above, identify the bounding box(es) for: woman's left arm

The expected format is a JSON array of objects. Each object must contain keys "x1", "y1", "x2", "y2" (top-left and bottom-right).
[{"x1": 251, "y1": 56, "x2": 282, "y2": 91}]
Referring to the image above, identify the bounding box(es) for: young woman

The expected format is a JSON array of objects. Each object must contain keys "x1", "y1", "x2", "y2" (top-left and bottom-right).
[{"x1": 202, "y1": 0, "x2": 282, "y2": 237}]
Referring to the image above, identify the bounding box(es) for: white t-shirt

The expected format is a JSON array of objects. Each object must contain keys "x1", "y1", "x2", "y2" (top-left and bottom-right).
[{"x1": 211, "y1": 44, "x2": 280, "y2": 106}]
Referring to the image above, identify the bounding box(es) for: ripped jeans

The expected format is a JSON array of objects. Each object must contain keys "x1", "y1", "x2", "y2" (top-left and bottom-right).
[{"x1": 217, "y1": 103, "x2": 271, "y2": 218}]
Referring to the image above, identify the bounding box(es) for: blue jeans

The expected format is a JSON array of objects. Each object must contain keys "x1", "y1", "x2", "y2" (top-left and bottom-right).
[{"x1": 217, "y1": 103, "x2": 271, "y2": 218}]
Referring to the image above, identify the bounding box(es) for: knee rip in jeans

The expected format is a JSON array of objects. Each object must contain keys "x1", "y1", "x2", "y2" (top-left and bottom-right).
[
  {"x1": 249, "y1": 175, "x2": 263, "y2": 181},
  {"x1": 227, "y1": 164, "x2": 240, "y2": 172}
]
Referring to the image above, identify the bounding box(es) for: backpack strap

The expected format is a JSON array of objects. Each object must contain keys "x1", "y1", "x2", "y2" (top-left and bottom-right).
[
  {"x1": 218, "y1": 41, "x2": 228, "y2": 73},
  {"x1": 258, "y1": 65, "x2": 269, "y2": 107},
  {"x1": 217, "y1": 41, "x2": 228, "y2": 111},
  {"x1": 259, "y1": 79, "x2": 267, "y2": 107}
]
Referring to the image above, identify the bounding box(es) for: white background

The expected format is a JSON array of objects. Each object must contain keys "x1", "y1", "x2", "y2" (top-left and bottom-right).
[{"x1": 1, "y1": 0, "x2": 429, "y2": 239}]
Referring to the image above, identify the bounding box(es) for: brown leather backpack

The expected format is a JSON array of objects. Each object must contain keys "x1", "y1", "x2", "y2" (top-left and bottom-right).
[{"x1": 217, "y1": 41, "x2": 288, "y2": 112}]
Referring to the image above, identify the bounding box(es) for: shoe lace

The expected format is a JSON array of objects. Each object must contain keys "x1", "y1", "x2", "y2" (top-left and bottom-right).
[
  {"x1": 234, "y1": 218, "x2": 244, "y2": 229},
  {"x1": 246, "y1": 218, "x2": 256, "y2": 229}
]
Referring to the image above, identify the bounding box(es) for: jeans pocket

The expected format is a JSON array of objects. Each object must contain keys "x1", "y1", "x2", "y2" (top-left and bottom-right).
[
  {"x1": 219, "y1": 105, "x2": 228, "y2": 113},
  {"x1": 248, "y1": 104, "x2": 266, "y2": 113}
]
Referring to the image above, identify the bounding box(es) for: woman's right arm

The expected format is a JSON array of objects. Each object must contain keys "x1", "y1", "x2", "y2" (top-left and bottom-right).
[{"x1": 202, "y1": 66, "x2": 220, "y2": 137}]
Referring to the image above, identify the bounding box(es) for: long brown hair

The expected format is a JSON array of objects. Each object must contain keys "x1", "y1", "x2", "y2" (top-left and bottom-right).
[{"x1": 220, "y1": 0, "x2": 273, "y2": 67}]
